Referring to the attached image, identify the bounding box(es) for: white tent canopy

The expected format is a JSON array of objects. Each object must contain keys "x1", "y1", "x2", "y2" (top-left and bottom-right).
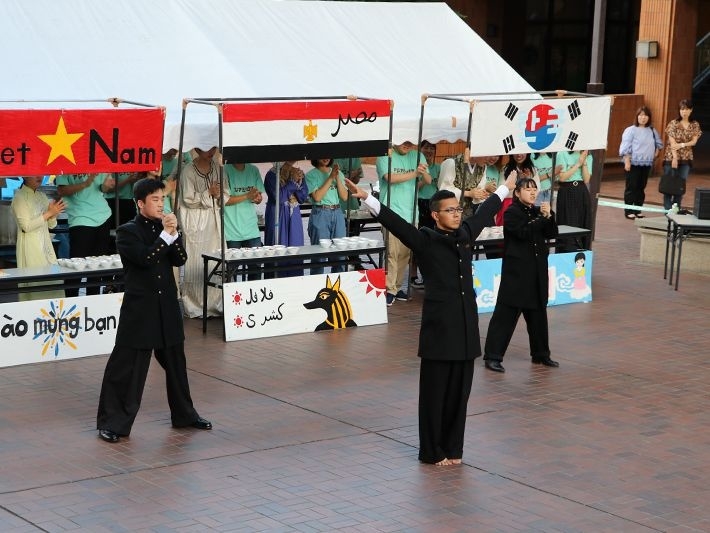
[{"x1": 2, "y1": 0, "x2": 535, "y2": 151}]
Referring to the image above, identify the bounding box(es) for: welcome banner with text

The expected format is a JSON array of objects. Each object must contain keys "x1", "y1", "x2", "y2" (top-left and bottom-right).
[
  {"x1": 0, "y1": 108, "x2": 164, "y2": 176},
  {"x1": 469, "y1": 97, "x2": 611, "y2": 156},
  {"x1": 0, "y1": 293, "x2": 122, "y2": 367},
  {"x1": 221, "y1": 100, "x2": 391, "y2": 163}
]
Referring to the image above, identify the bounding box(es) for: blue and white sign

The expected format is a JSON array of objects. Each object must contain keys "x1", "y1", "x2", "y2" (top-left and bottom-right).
[{"x1": 474, "y1": 251, "x2": 593, "y2": 313}]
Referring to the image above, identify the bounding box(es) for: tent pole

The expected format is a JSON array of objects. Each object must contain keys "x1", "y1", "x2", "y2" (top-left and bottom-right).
[
  {"x1": 274, "y1": 163, "x2": 281, "y2": 247},
  {"x1": 218, "y1": 106, "x2": 227, "y2": 336},
  {"x1": 174, "y1": 100, "x2": 188, "y2": 223}
]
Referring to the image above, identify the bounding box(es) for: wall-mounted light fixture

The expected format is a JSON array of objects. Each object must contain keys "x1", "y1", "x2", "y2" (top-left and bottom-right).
[{"x1": 636, "y1": 40, "x2": 659, "y2": 59}]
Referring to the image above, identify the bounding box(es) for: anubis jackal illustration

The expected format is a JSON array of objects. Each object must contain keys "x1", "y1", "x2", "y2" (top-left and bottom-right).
[{"x1": 303, "y1": 275, "x2": 357, "y2": 331}]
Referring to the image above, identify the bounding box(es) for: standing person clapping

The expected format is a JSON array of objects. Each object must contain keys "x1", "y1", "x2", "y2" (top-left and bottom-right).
[
  {"x1": 97, "y1": 178, "x2": 212, "y2": 443},
  {"x1": 11, "y1": 176, "x2": 66, "y2": 301},
  {"x1": 483, "y1": 177, "x2": 559, "y2": 373}
]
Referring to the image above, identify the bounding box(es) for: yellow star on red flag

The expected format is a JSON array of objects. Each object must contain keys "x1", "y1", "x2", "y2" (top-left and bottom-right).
[{"x1": 38, "y1": 117, "x2": 84, "y2": 165}]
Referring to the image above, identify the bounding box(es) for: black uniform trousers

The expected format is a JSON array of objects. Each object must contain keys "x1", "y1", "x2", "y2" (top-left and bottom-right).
[
  {"x1": 418, "y1": 359, "x2": 474, "y2": 464},
  {"x1": 484, "y1": 302, "x2": 551, "y2": 362},
  {"x1": 97, "y1": 343, "x2": 198, "y2": 436}
]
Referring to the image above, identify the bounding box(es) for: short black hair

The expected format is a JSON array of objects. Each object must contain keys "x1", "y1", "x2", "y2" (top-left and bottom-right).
[
  {"x1": 311, "y1": 158, "x2": 333, "y2": 168},
  {"x1": 133, "y1": 177, "x2": 165, "y2": 202},
  {"x1": 429, "y1": 189, "x2": 456, "y2": 212},
  {"x1": 514, "y1": 177, "x2": 538, "y2": 192}
]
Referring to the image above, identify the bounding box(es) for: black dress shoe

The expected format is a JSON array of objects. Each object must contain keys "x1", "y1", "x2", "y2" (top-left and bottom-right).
[
  {"x1": 98, "y1": 429, "x2": 120, "y2": 443},
  {"x1": 485, "y1": 360, "x2": 505, "y2": 373},
  {"x1": 532, "y1": 357, "x2": 559, "y2": 367},
  {"x1": 189, "y1": 417, "x2": 212, "y2": 430}
]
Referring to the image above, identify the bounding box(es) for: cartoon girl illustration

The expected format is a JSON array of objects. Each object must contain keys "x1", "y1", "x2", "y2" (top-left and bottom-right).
[{"x1": 570, "y1": 252, "x2": 592, "y2": 299}]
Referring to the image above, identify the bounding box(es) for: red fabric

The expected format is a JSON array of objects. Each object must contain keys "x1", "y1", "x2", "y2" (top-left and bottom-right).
[
  {"x1": 494, "y1": 197, "x2": 514, "y2": 227},
  {"x1": 0, "y1": 108, "x2": 164, "y2": 176}
]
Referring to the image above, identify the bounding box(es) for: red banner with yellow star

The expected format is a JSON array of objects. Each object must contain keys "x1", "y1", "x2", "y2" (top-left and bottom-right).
[{"x1": 0, "y1": 108, "x2": 164, "y2": 176}]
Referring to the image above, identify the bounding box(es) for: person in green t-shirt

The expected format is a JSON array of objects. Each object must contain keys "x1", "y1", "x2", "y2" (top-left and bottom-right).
[
  {"x1": 224, "y1": 163, "x2": 265, "y2": 280},
  {"x1": 305, "y1": 158, "x2": 348, "y2": 274},
  {"x1": 375, "y1": 142, "x2": 431, "y2": 305},
  {"x1": 56, "y1": 173, "x2": 115, "y2": 296},
  {"x1": 411, "y1": 140, "x2": 441, "y2": 288},
  {"x1": 104, "y1": 172, "x2": 139, "y2": 228}
]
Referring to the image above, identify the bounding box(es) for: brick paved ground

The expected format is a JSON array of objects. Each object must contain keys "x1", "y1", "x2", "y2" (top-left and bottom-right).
[{"x1": 1, "y1": 158, "x2": 710, "y2": 532}]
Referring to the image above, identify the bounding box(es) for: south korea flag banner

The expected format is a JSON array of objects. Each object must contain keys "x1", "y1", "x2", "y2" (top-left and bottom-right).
[
  {"x1": 469, "y1": 96, "x2": 612, "y2": 156},
  {"x1": 221, "y1": 99, "x2": 391, "y2": 163}
]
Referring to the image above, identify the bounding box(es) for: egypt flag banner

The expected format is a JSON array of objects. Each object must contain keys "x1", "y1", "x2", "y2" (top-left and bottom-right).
[
  {"x1": 221, "y1": 100, "x2": 391, "y2": 163},
  {"x1": 0, "y1": 108, "x2": 164, "y2": 176},
  {"x1": 468, "y1": 96, "x2": 612, "y2": 157}
]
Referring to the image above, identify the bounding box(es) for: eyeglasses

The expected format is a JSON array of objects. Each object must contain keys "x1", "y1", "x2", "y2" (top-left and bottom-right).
[{"x1": 438, "y1": 207, "x2": 464, "y2": 214}]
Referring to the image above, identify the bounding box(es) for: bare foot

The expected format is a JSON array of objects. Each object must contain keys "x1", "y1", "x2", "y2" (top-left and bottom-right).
[
  {"x1": 434, "y1": 458, "x2": 452, "y2": 466},
  {"x1": 449, "y1": 459, "x2": 462, "y2": 465}
]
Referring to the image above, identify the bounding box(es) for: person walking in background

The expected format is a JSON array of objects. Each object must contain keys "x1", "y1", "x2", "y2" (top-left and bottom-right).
[
  {"x1": 178, "y1": 146, "x2": 226, "y2": 318},
  {"x1": 375, "y1": 141, "x2": 431, "y2": 306},
  {"x1": 224, "y1": 162, "x2": 265, "y2": 280},
  {"x1": 662, "y1": 99, "x2": 702, "y2": 210},
  {"x1": 554, "y1": 150, "x2": 592, "y2": 252},
  {"x1": 619, "y1": 106, "x2": 663, "y2": 219},
  {"x1": 97, "y1": 178, "x2": 212, "y2": 444},
  {"x1": 483, "y1": 177, "x2": 559, "y2": 373},
  {"x1": 345, "y1": 171, "x2": 516, "y2": 465},
  {"x1": 11, "y1": 176, "x2": 66, "y2": 301},
  {"x1": 55, "y1": 172, "x2": 115, "y2": 296},
  {"x1": 264, "y1": 161, "x2": 309, "y2": 277}
]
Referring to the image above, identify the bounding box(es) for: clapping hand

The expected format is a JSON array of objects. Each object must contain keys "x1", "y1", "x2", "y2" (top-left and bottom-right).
[
  {"x1": 162, "y1": 213, "x2": 178, "y2": 235},
  {"x1": 208, "y1": 182, "x2": 221, "y2": 199},
  {"x1": 247, "y1": 187, "x2": 262, "y2": 203},
  {"x1": 47, "y1": 199, "x2": 66, "y2": 218},
  {"x1": 504, "y1": 170, "x2": 518, "y2": 192},
  {"x1": 540, "y1": 202, "x2": 551, "y2": 218},
  {"x1": 344, "y1": 178, "x2": 367, "y2": 199},
  {"x1": 290, "y1": 167, "x2": 304, "y2": 183},
  {"x1": 102, "y1": 175, "x2": 115, "y2": 191},
  {"x1": 330, "y1": 163, "x2": 340, "y2": 180}
]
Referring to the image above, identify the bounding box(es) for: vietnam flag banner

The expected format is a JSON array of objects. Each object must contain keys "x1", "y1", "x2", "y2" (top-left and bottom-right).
[
  {"x1": 221, "y1": 99, "x2": 391, "y2": 163},
  {"x1": 0, "y1": 108, "x2": 164, "y2": 176}
]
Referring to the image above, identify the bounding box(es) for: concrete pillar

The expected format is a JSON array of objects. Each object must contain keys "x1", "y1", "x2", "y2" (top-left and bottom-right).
[{"x1": 635, "y1": 0, "x2": 699, "y2": 143}]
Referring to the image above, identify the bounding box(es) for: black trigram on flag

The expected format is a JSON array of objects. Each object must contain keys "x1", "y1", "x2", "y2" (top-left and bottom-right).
[
  {"x1": 502, "y1": 135, "x2": 515, "y2": 153},
  {"x1": 568, "y1": 100, "x2": 581, "y2": 120},
  {"x1": 504, "y1": 103, "x2": 519, "y2": 121},
  {"x1": 565, "y1": 131, "x2": 579, "y2": 150}
]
